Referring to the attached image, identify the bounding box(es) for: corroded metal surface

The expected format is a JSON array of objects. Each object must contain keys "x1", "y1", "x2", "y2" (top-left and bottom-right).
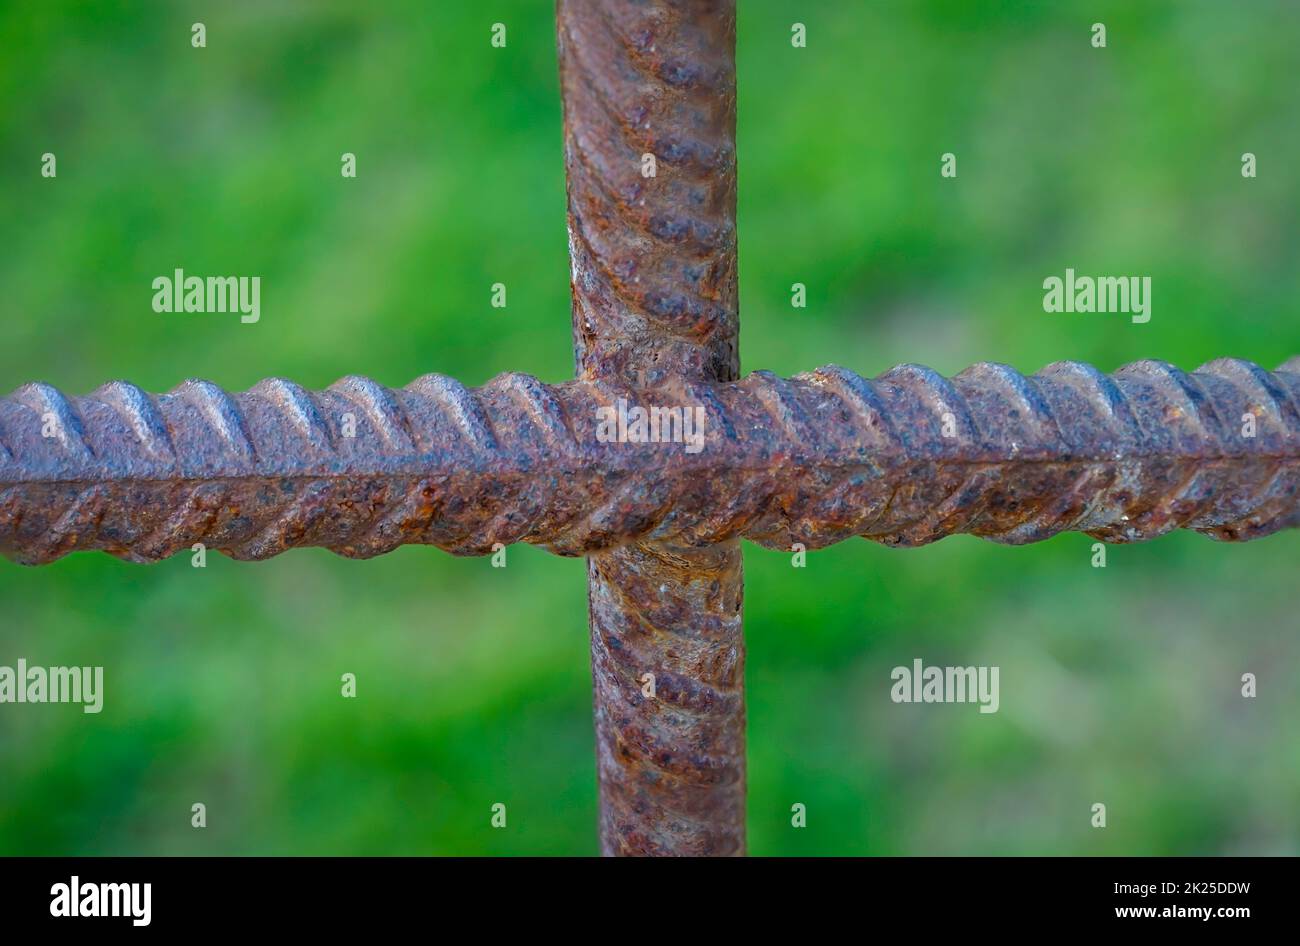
[
  {"x1": 3, "y1": 0, "x2": 1299, "y2": 861},
  {"x1": 3, "y1": 358, "x2": 1299, "y2": 566},
  {"x1": 559, "y1": 0, "x2": 745, "y2": 855},
  {"x1": 587, "y1": 540, "x2": 744, "y2": 856},
  {"x1": 1, "y1": 358, "x2": 1298, "y2": 562},
  {"x1": 559, "y1": 0, "x2": 739, "y2": 388}
]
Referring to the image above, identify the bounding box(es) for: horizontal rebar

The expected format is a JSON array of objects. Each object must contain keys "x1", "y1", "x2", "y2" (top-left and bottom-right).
[{"x1": 1, "y1": 356, "x2": 1298, "y2": 565}]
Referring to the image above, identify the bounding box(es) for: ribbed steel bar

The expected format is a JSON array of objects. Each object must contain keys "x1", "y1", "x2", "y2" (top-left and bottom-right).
[
  {"x1": 559, "y1": 0, "x2": 745, "y2": 855},
  {"x1": 3, "y1": 0, "x2": 1299, "y2": 863},
  {"x1": 558, "y1": 0, "x2": 740, "y2": 388},
  {"x1": 4, "y1": 358, "x2": 1299, "y2": 566}
]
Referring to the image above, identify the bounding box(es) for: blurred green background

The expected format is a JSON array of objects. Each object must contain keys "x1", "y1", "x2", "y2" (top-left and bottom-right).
[{"x1": 1, "y1": 0, "x2": 1298, "y2": 855}]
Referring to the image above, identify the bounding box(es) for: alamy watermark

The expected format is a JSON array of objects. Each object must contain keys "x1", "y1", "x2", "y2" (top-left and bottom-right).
[
  {"x1": 595, "y1": 398, "x2": 706, "y2": 454},
  {"x1": 0, "y1": 658, "x2": 103, "y2": 713},
  {"x1": 50, "y1": 876, "x2": 150, "y2": 926},
  {"x1": 1043, "y1": 268, "x2": 1150, "y2": 324},
  {"x1": 890, "y1": 658, "x2": 999, "y2": 713},
  {"x1": 152, "y1": 268, "x2": 260, "y2": 323}
]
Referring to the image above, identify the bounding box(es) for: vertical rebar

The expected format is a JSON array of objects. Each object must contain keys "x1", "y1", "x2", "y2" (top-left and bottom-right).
[{"x1": 558, "y1": 0, "x2": 746, "y2": 855}]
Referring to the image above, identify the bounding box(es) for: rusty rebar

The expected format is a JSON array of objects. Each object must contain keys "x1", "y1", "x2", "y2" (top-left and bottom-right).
[
  {"x1": 559, "y1": 0, "x2": 740, "y2": 389},
  {"x1": 3, "y1": 0, "x2": 1299, "y2": 861},
  {"x1": 559, "y1": 0, "x2": 745, "y2": 855},
  {"x1": 4, "y1": 357, "x2": 1298, "y2": 561}
]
